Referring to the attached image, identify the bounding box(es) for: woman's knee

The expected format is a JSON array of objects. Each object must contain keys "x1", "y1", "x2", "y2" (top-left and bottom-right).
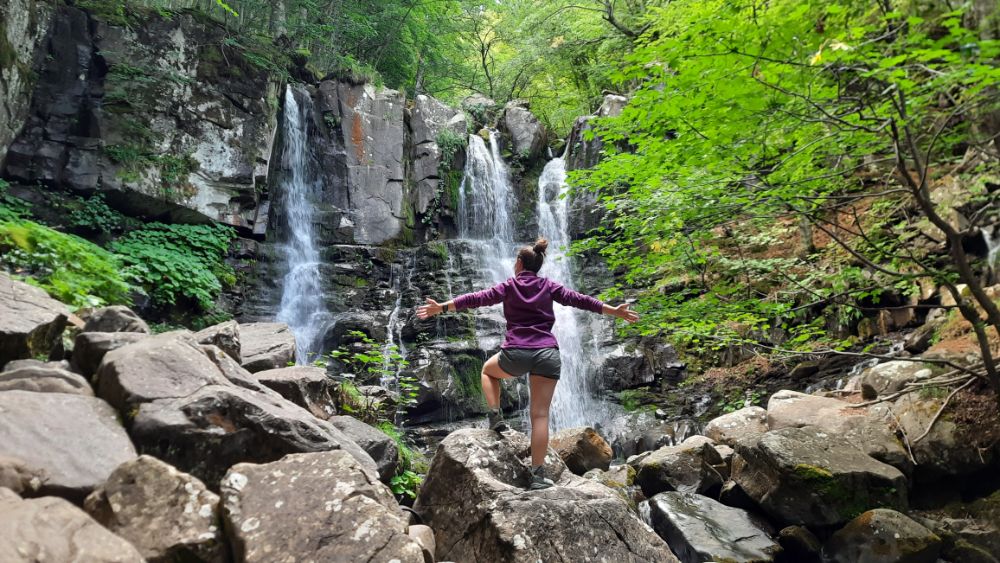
[{"x1": 530, "y1": 407, "x2": 549, "y2": 421}]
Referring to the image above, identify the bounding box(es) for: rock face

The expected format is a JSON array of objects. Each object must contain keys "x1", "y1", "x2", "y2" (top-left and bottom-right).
[
  {"x1": 631, "y1": 437, "x2": 724, "y2": 498},
  {"x1": 0, "y1": 490, "x2": 145, "y2": 563},
  {"x1": 240, "y1": 322, "x2": 296, "y2": 373},
  {"x1": 0, "y1": 390, "x2": 137, "y2": 500},
  {"x1": 550, "y1": 426, "x2": 613, "y2": 475},
  {"x1": 221, "y1": 451, "x2": 423, "y2": 563},
  {"x1": 647, "y1": 492, "x2": 782, "y2": 563},
  {"x1": 824, "y1": 509, "x2": 942, "y2": 563},
  {"x1": 0, "y1": 272, "x2": 70, "y2": 366},
  {"x1": 596, "y1": 338, "x2": 685, "y2": 392},
  {"x1": 0, "y1": 0, "x2": 53, "y2": 165},
  {"x1": 414, "y1": 428, "x2": 680, "y2": 563},
  {"x1": 82, "y1": 305, "x2": 151, "y2": 334},
  {"x1": 4, "y1": 5, "x2": 279, "y2": 229},
  {"x1": 328, "y1": 415, "x2": 400, "y2": 483},
  {"x1": 254, "y1": 366, "x2": 337, "y2": 419},
  {"x1": 84, "y1": 456, "x2": 224, "y2": 563},
  {"x1": 0, "y1": 361, "x2": 92, "y2": 395},
  {"x1": 409, "y1": 94, "x2": 468, "y2": 215},
  {"x1": 732, "y1": 426, "x2": 908, "y2": 528},
  {"x1": 503, "y1": 102, "x2": 546, "y2": 162},
  {"x1": 71, "y1": 331, "x2": 148, "y2": 377},
  {"x1": 704, "y1": 406, "x2": 769, "y2": 446}
]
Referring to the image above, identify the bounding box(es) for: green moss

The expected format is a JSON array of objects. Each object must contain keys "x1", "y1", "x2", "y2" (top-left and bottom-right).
[
  {"x1": 0, "y1": 31, "x2": 16, "y2": 71},
  {"x1": 452, "y1": 354, "x2": 484, "y2": 400},
  {"x1": 793, "y1": 463, "x2": 834, "y2": 482}
]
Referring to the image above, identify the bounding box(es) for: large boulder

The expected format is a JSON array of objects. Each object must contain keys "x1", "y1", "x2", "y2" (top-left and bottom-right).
[
  {"x1": 646, "y1": 491, "x2": 782, "y2": 563},
  {"x1": 82, "y1": 305, "x2": 150, "y2": 334},
  {"x1": 71, "y1": 331, "x2": 148, "y2": 377},
  {"x1": 767, "y1": 390, "x2": 911, "y2": 473},
  {"x1": 240, "y1": 322, "x2": 296, "y2": 373},
  {"x1": 704, "y1": 406, "x2": 769, "y2": 446},
  {"x1": 409, "y1": 94, "x2": 467, "y2": 215},
  {"x1": 0, "y1": 272, "x2": 70, "y2": 366},
  {"x1": 502, "y1": 102, "x2": 546, "y2": 162},
  {"x1": 0, "y1": 361, "x2": 92, "y2": 395},
  {"x1": 0, "y1": 390, "x2": 137, "y2": 500},
  {"x1": 630, "y1": 436, "x2": 724, "y2": 498},
  {"x1": 254, "y1": 366, "x2": 337, "y2": 419},
  {"x1": 194, "y1": 319, "x2": 241, "y2": 363},
  {"x1": 0, "y1": 489, "x2": 144, "y2": 562},
  {"x1": 596, "y1": 338, "x2": 685, "y2": 392},
  {"x1": 328, "y1": 415, "x2": 400, "y2": 483},
  {"x1": 824, "y1": 509, "x2": 942, "y2": 563},
  {"x1": 550, "y1": 426, "x2": 613, "y2": 475},
  {"x1": 84, "y1": 456, "x2": 224, "y2": 563},
  {"x1": 221, "y1": 451, "x2": 423, "y2": 563},
  {"x1": 732, "y1": 426, "x2": 908, "y2": 528},
  {"x1": 414, "y1": 428, "x2": 680, "y2": 562},
  {"x1": 861, "y1": 360, "x2": 934, "y2": 395}
]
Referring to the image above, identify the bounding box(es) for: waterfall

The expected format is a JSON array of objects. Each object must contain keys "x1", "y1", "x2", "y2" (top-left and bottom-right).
[{"x1": 275, "y1": 86, "x2": 332, "y2": 364}]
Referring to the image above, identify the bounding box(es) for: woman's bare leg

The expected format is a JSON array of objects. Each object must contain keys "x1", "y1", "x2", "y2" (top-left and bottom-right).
[
  {"x1": 528, "y1": 374, "x2": 558, "y2": 467},
  {"x1": 481, "y1": 353, "x2": 514, "y2": 410}
]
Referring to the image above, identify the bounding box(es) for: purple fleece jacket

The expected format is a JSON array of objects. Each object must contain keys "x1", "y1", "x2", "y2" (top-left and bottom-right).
[{"x1": 452, "y1": 270, "x2": 605, "y2": 349}]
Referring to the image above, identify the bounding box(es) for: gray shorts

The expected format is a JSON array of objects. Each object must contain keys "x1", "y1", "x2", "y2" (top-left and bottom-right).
[{"x1": 498, "y1": 347, "x2": 561, "y2": 380}]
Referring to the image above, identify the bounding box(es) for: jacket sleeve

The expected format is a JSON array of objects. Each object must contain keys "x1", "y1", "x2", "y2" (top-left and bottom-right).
[
  {"x1": 550, "y1": 281, "x2": 605, "y2": 313},
  {"x1": 453, "y1": 282, "x2": 507, "y2": 310}
]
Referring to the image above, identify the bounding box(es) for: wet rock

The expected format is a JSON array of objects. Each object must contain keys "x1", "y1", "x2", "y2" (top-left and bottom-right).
[
  {"x1": 777, "y1": 525, "x2": 822, "y2": 563},
  {"x1": 194, "y1": 320, "x2": 241, "y2": 363},
  {"x1": 328, "y1": 415, "x2": 400, "y2": 483},
  {"x1": 502, "y1": 102, "x2": 546, "y2": 162},
  {"x1": 704, "y1": 406, "x2": 768, "y2": 446},
  {"x1": 646, "y1": 491, "x2": 782, "y2": 563},
  {"x1": 240, "y1": 322, "x2": 296, "y2": 373},
  {"x1": 767, "y1": 389, "x2": 910, "y2": 472},
  {"x1": 221, "y1": 450, "x2": 423, "y2": 563},
  {"x1": 255, "y1": 366, "x2": 337, "y2": 419},
  {"x1": 84, "y1": 456, "x2": 224, "y2": 563},
  {"x1": 630, "y1": 436, "x2": 724, "y2": 498},
  {"x1": 0, "y1": 491, "x2": 144, "y2": 562},
  {"x1": 732, "y1": 426, "x2": 908, "y2": 528},
  {"x1": 0, "y1": 360, "x2": 92, "y2": 395},
  {"x1": 824, "y1": 509, "x2": 941, "y2": 563},
  {"x1": 414, "y1": 428, "x2": 680, "y2": 562},
  {"x1": 550, "y1": 426, "x2": 613, "y2": 475},
  {"x1": 0, "y1": 272, "x2": 69, "y2": 366},
  {"x1": 861, "y1": 360, "x2": 934, "y2": 395},
  {"x1": 0, "y1": 390, "x2": 137, "y2": 500},
  {"x1": 82, "y1": 305, "x2": 150, "y2": 334},
  {"x1": 71, "y1": 331, "x2": 148, "y2": 377}
]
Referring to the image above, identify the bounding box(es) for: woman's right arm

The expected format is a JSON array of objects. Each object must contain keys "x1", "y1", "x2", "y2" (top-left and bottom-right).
[{"x1": 416, "y1": 282, "x2": 507, "y2": 319}]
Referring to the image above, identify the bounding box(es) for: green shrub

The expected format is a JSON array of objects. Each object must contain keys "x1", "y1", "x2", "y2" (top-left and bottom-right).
[
  {"x1": 67, "y1": 193, "x2": 129, "y2": 234},
  {"x1": 0, "y1": 179, "x2": 31, "y2": 221},
  {"x1": 0, "y1": 219, "x2": 133, "y2": 308}
]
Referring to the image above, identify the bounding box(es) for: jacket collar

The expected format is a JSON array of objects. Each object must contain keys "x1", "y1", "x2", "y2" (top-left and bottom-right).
[{"x1": 515, "y1": 270, "x2": 538, "y2": 279}]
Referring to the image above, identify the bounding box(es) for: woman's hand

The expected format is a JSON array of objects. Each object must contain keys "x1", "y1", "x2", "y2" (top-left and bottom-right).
[
  {"x1": 609, "y1": 303, "x2": 639, "y2": 323},
  {"x1": 416, "y1": 298, "x2": 445, "y2": 320}
]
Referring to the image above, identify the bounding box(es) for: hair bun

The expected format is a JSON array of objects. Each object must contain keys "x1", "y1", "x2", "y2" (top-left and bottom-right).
[{"x1": 533, "y1": 238, "x2": 548, "y2": 255}]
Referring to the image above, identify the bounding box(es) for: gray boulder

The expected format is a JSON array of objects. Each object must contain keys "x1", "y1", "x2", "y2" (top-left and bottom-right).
[
  {"x1": 777, "y1": 526, "x2": 822, "y2": 563},
  {"x1": 824, "y1": 509, "x2": 942, "y2": 563},
  {"x1": 0, "y1": 490, "x2": 144, "y2": 562},
  {"x1": 503, "y1": 103, "x2": 546, "y2": 162},
  {"x1": 255, "y1": 366, "x2": 338, "y2": 419},
  {"x1": 0, "y1": 361, "x2": 92, "y2": 395},
  {"x1": 194, "y1": 320, "x2": 241, "y2": 363},
  {"x1": 550, "y1": 426, "x2": 613, "y2": 475},
  {"x1": 630, "y1": 436, "x2": 724, "y2": 498},
  {"x1": 0, "y1": 390, "x2": 137, "y2": 500},
  {"x1": 71, "y1": 331, "x2": 148, "y2": 377},
  {"x1": 82, "y1": 305, "x2": 150, "y2": 334},
  {"x1": 414, "y1": 428, "x2": 680, "y2": 562},
  {"x1": 646, "y1": 491, "x2": 782, "y2": 563},
  {"x1": 84, "y1": 456, "x2": 224, "y2": 563},
  {"x1": 328, "y1": 415, "x2": 400, "y2": 483},
  {"x1": 861, "y1": 360, "x2": 934, "y2": 395},
  {"x1": 221, "y1": 451, "x2": 423, "y2": 563},
  {"x1": 0, "y1": 272, "x2": 70, "y2": 366},
  {"x1": 704, "y1": 406, "x2": 768, "y2": 446},
  {"x1": 0, "y1": 0, "x2": 53, "y2": 164},
  {"x1": 732, "y1": 426, "x2": 908, "y2": 528},
  {"x1": 240, "y1": 322, "x2": 297, "y2": 373},
  {"x1": 410, "y1": 94, "x2": 467, "y2": 214}
]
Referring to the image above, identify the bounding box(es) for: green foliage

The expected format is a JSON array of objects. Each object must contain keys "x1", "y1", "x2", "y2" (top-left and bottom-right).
[
  {"x1": 104, "y1": 145, "x2": 199, "y2": 200},
  {"x1": 389, "y1": 470, "x2": 422, "y2": 499},
  {"x1": 0, "y1": 180, "x2": 31, "y2": 221},
  {"x1": 0, "y1": 219, "x2": 133, "y2": 308},
  {"x1": 110, "y1": 222, "x2": 235, "y2": 310},
  {"x1": 435, "y1": 129, "x2": 467, "y2": 171},
  {"x1": 67, "y1": 193, "x2": 129, "y2": 234}
]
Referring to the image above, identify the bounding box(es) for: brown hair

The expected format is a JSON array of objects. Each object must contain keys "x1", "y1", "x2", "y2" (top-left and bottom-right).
[{"x1": 517, "y1": 238, "x2": 548, "y2": 273}]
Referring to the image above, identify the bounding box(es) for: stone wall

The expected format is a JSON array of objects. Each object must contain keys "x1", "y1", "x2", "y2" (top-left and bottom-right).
[{"x1": 0, "y1": 0, "x2": 53, "y2": 167}]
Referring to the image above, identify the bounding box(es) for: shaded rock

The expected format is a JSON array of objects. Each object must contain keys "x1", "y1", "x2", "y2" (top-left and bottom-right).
[
  {"x1": 719, "y1": 480, "x2": 759, "y2": 512},
  {"x1": 255, "y1": 366, "x2": 337, "y2": 420},
  {"x1": 767, "y1": 390, "x2": 910, "y2": 473},
  {"x1": 0, "y1": 272, "x2": 69, "y2": 366},
  {"x1": 414, "y1": 428, "x2": 680, "y2": 562},
  {"x1": 0, "y1": 361, "x2": 92, "y2": 395},
  {"x1": 788, "y1": 360, "x2": 821, "y2": 380},
  {"x1": 328, "y1": 415, "x2": 401, "y2": 483},
  {"x1": 221, "y1": 450, "x2": 423, "y2": 563},
  {"x1": 409, "y1": 94, "x2": 467, "y2": 214},
  {"x1": 194, "y1": 320, "x2": 241, "y2": 363},
  {"x1": 596, "y1": 338, "x2": 685, "y2": 392},
  {"x1": 0, "y1": 492, "x2": 144, "y2": 562},
  {"x1": 861, "y1": 361, "x2": 934, "y2": 395},
  {"x1": 0, "y1": 0, "x2": 53, "y2": 164},
  {"x1": 0, "y1": 390, "x2": 136, "y2": 500},
  {"x1": 240, "y1": 322, "x2": 296, "y2": 373},
  {"x1": 630, "y1": 437, "x2": 724, "y2": 498},
  {"x1": 550, "y1": 426, "x2": 613, "y2": 475},
  {"x1": 704, "y1": 406, "x2": 768, "y2": 446},
  {"x1": 84, "y1": 455, "x2": 224, "y2": 563},
  {"x1": 778, "y1": 526, "x2": 822, "y2": 563},
  {"x1": 646, "y1": 491, "x2": 781, "y2": 563},
  {"x1": 408, "y1": 524, "x2": 436, "y2": 563},
  {"x1": 71, "y1": 331, "x2": 148, "y2": 377},
  {"x1": 503, "y1": 103, "x2": 546, "y2": 162},
  {"x1": 824, "y1": 509, "x2": 941, "y2": 563},
  {"x1": 732, "y1": 426, "x2": 907, "y2": 528},
  {"x1": 82, "y1": 305, "x2": 150, "y2": 334}
]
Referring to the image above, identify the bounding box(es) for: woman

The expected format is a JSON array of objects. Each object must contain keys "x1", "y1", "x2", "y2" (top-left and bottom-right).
[{"x1": 416, "y1": 238, "x2": 638, "y2": 490}]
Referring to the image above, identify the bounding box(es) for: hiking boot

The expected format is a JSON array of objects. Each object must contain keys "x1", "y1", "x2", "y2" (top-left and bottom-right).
[
  {"x1": 487, "y1": 410, "x2": 509, "y2": 433},
  {"x1": 528, "y1": 466, "x2": 555, "y2": 491}
]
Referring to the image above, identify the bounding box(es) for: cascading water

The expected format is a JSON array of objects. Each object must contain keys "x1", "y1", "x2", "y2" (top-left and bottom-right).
[{"x1": 275, "y1": 86, "x2": 333, "y2": 364}]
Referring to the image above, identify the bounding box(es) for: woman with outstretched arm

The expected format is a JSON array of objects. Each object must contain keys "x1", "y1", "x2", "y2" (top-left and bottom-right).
[{"x1": 416, "y1": 238, "x2": 638, "y2": 490}]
